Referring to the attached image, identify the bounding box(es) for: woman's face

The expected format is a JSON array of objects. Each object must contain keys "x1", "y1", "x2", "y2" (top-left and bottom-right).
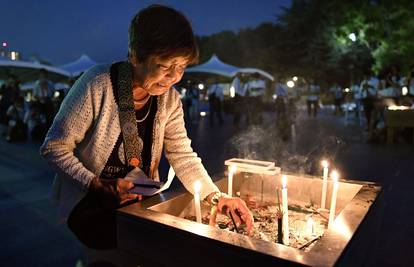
[{"x1": 132, "y1": 55, "x2": 189, "y2": 95}]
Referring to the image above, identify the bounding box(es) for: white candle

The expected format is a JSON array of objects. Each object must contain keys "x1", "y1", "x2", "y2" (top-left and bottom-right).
[
  {"x1": 321, "y1": 160, "x2": 329, "y2": 209},
  {"x1": 291, "y1": 124, "x2": 296, "y2": 141},
  {"x1": 306, "y1": 216, "x2": 314, "y2": 237},
  {"x1": 281, "y1": 175, "x2": 289, "y2": 245},
  {"x1": 328, "y1": 171, "x2": 339, "y2": 227},
  {"x1": 194, "y1": 181, "x2": 202, "y2": 223},
  {"x1": 227, "y1": 165, "x2": 237, "y2": 197}
]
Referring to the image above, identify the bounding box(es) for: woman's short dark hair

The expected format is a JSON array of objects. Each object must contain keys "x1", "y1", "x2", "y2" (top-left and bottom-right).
[{"x1": 128, "y1": 5, "x2": 199, "y2": 65}]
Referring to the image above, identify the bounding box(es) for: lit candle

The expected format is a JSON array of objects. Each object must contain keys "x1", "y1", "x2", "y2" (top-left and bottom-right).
[
  {"x1": 306, "y1": 216, "x2": 314, "y2": 237},
  {"x1": 281, "y1": 175, "x2": 289, "y2": 245},
  {"x1": 227, "y1": 165, "x2": 237, "y2": 197},
  {"x1": 328, "y1": 170, "x2": 339, "y2": 227},
  {"x1": 194, "y1": 181, "x2": 202, "y2": 223},
  {"x1": 321, "y1": 160, "x2": 329, "y2": 209}
]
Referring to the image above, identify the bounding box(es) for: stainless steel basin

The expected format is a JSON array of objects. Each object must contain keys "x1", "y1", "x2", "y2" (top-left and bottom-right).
[{"x1": 117, "y1": 172, "x2": 383, "y2": 267}]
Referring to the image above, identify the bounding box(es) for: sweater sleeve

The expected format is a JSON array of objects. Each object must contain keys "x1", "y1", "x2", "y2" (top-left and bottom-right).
[
  {"x1": 163, "y1": 91, "x2": 219, "y2": 200},
  {"x1": 39, "y1": 69, "x2": 100, "y2": 189}
]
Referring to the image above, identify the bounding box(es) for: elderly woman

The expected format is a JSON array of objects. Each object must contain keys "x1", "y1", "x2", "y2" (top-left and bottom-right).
[{"x1": 40, "y1": 4, "x2": 253, "y2": 264}]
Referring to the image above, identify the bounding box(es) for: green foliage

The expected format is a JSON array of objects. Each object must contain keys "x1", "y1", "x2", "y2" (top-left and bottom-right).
[{"x1": 196, "y1": 0, "x2": 414, "y2": 85}]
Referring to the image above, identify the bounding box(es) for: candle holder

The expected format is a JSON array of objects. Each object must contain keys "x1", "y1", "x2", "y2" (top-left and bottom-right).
[{"x1": 117, "y1": 158, "x2": 383, "y2": 267}]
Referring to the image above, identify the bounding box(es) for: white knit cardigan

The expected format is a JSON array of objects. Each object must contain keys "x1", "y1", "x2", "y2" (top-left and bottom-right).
[{"x1": 40, "y1": 64, "x2": 219, "y2": 221}]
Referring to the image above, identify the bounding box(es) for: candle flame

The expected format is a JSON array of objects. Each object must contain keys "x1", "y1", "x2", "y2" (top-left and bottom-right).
[
  {"x1": 331, "y1": 170, "x2": 339, "y2": 182},
  {"x1": 321, "y1": 160, "x2": 329, "y2": 168},
  {"x1": 229, "y1": 165, "x2": 237, "y2": 173},
  {"x1": 194, "y1": 180, "x2": 201, "y2": 193},
  {"x1": 282, "y1": 175, "x2": 287, "y2": 189}
]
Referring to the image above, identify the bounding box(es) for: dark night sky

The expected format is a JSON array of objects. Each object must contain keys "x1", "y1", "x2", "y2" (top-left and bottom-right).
[{"x1": 0, "y1": 0, "x2": 291, "y2": 65}]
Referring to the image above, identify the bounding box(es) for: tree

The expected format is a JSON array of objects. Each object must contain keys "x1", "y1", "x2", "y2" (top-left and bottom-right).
[{"x1": 195, "y1": 0, "x2": 414, "y2": 85}]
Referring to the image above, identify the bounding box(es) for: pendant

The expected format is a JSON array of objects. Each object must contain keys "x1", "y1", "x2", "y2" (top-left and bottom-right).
[{"x1": 118, "y1": 136, "x2": 144, "y2": 166}]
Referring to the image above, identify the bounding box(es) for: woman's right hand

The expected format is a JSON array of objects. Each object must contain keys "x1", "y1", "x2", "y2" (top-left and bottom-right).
[{"x1": 89, "y1": 177, "x2": 140, "y2": 208}]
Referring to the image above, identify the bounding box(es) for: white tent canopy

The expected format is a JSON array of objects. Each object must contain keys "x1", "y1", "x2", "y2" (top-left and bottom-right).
[
  {"x1": 185, "y1": 54, "x2": 240, "y2": 78},
  {"x1": 185, "y1": 54, "x2": 274, "y2": 81},
  {"x1": 234, "y1": 68, "x2": 274, "y2": 81},
  {"x1": 20, "y1": 81, "x2": 70, "y2": 91},
  {"x1": 60, "y1": 54, "x2": 97, "y2": 77},
  {"x1": 0, "y1": 59, "x2": 70, "y2": 83}
]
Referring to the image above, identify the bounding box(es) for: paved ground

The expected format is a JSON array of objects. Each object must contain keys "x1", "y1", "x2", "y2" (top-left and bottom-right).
[{"x1": 0, "y1": 105, "x2": 413, "y2": 266}]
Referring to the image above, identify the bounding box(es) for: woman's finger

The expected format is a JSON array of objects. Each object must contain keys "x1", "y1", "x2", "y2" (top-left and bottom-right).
[
  {"x1": 119, "y1": 193, "x2": 139, "y2": 205},
  {"x1": 237, "y1": 205, "x2": 254, "y2": 234},
  {"x1": 216, "y1": 197, "x2": 254, "y2": 234},
  {"x1": 118, "y1": 179, "x2": 134, "y2": 192},
  {"x1": 230, "y1": 208, "x2": 242, "y2": 227},
  {"x1": 125, "y1": 181, "x2": 134, "y2": 190}
]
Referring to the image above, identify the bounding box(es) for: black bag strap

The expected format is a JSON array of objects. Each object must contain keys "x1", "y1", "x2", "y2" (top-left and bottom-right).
[{"x1": 115, "y1": 62, "x2": 142, "y2": 167}]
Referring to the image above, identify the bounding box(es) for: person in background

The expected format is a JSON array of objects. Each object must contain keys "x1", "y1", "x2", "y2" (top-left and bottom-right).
[
  {"x1": 378, "y1": 78, "x2": 398, "y2": 100},
  {"x1": 274, "y1": 77, "x2": 291, "y2": 139},
  {"x1": 274, "y1": 77, "x2": 287, "y2": 119},
  {"x1": 0, "y1": 74, "x2": 21, "y2": 136},
  {"x1": 360, "y1": 73, "x2": 379, "y2": 130},
  {"x1": 330, "y1": 83, "x2": 343, "y2": 115},
  {"x1": 188, "y1": 83, "x2": 200, "y2": 123},
  {"x1": 306, "y1": 79, "x2": 320, "y2": 117},
  {"x1": 33, "y1": 69, "x2": 55, "y2": 127},
  {"x1": 230, "y1": 73, "x2": 246, "y2": 127},
  {"x1": 24, "y1": 102, "x2": 47, "y2": 141},
  {"x1": 244, "y1": 74, "x2": 265, "y2": 124},
  {"x1": 351, "y1": 82, "x2": 362, "y2": 119},
  {"x1": 6, "y1": 96, "x2": 27, "y2": 142},
  {"x1": 40, "y1": 5, "x2": 253, "y2": 266},
  {"x1": 207, "y1": 82, "x2": 224, "y2": 126},
  {"x1": 405, "y1": 64, "x2": 414, "y2": 105},
  {"x1": 386, "y1": 65, "x2": 403, "y2": 100},
  {"x1": 407, "y1": 64, "x2": 414, "y2": 95}
]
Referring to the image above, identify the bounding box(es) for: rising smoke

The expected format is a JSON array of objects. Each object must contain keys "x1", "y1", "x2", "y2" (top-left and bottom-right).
[{"x1": 229, "y1": 109, "x2": 345, "y2": 175}]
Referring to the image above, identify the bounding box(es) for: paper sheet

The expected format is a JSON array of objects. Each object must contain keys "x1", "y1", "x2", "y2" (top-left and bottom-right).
[{"x1": 125, "y1": 166, "x2": 175, "y2": 196}]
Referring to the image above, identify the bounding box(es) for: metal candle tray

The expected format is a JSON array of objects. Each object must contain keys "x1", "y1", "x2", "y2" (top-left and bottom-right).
[{"x1": 117, "y1": 172, "x2": 383, "y2": 267}]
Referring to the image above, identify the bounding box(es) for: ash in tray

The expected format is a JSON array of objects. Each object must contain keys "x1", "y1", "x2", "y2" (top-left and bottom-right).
[
  {"x1": 185, "y1": 197, "x2": 328, "y2": 251},
  {"x1": 249, "y1": 204, "x2": 327, "y2": 250}
]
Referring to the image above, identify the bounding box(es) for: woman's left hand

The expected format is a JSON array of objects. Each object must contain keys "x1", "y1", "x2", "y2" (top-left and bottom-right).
[{"x1": 217, "y1": 196, "x2": 254, "y2": 235}]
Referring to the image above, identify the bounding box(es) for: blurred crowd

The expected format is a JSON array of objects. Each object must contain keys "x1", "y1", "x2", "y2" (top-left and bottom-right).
[
  {"x1": 0, "y1": 69, "x2": 68, "y2": 143},
  {"x1": 179, "y1": 63, "x2": 414, "y2": 144},
  {"x1": 3, "y1": 64, "x2": 413, "y2": 144},
  {"x1": 272, "y1": 64, "x2": 414, "y2": 141},
  {"x1": 179, "y1": 73, "x2": 270, "y2": 128}
]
